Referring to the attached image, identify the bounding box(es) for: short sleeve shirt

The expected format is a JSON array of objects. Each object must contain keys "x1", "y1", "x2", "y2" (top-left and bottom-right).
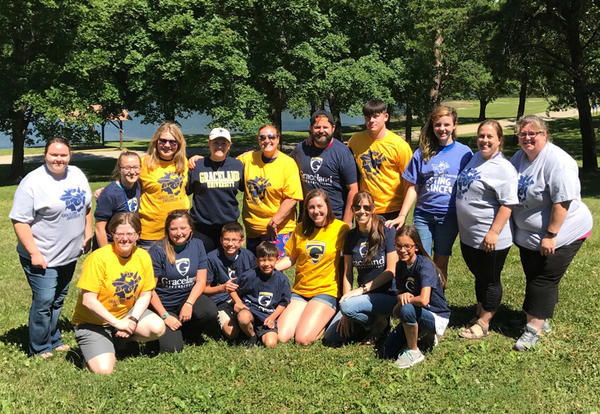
[
  {"x1": 94, "y1": 180, "x2": 141, "y2": 243},
  {"x1": 206, "y1": 247, "x2": 256, "y2": 305},
  {"x1": 237, "y1": 268, "x2": 291, "y2": 323}
]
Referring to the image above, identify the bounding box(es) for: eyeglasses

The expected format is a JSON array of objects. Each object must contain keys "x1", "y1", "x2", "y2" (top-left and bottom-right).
[
  {"x1": 113, "y1": 232, "x2": 138, "y2": 240},
  {"x1": 120, "y1": 166, "x2": 141, "y2": 172},
  {"x1": 158, "y1": 138, "x2": 179, "y2": 147},
  {"x1": 352, "y1": 204, "x2": 373, "y2": 212},
  {"x1": 258, "y1": 134, "x2": 278, "y2": 141},
  {"x1": 395, "y1": 243, "x2": 415, "y2": 251},
  {"x1": 517, "y1": 131, "x2": 543, "y2": 139}
]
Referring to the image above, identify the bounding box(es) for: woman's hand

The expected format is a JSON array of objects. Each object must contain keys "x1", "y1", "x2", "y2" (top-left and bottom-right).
[
  {"x1": 399, "y1": 292, "x2": 414, "y2": 306},
  {"x1": 93, "y1": 187, "x2": 105, "y2": 200},
  {"x1": 114, "y1": 318, "x2": 135, "y2": 337},
  {"x1": 336, "y1": 315, "x2": 352, "y2": 338},
  {"x1": 179, "y1": 302, "x2": 193, "y2": 322},
  {"x1": 164, "y1": 314, "x2": 182, "y2": 331},
  {"x1": 340, "y1": 288, "x2": 363, "y2": 303},
  {"x1": 188, "y1": 155, "x2": 203, "y2": 169},
  {"x1": 30, "y1": 252, "x2": 47, "y2": 269},
  {"x1": 541, "y1": 236, "x2": 557, "y2": 256},
  {"x1": 385, "y1": 215, "x2": 406, "y2": 230},
  {"x1": 482, "y1": 230, "x2": 499, "y2": 252}
]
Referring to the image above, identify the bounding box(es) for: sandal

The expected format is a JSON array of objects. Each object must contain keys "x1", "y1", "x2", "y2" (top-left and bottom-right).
[{"x1": 459, "y1": 320, "x2": 489, "y2": 339}]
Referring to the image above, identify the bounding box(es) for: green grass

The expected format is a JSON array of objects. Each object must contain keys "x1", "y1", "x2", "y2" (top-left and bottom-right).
[{"x1": 1, "y1": 106, "x2": 600, "y2": 413}]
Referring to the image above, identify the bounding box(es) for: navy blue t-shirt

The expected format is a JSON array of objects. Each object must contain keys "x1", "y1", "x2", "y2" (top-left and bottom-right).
[
  {"x1": 187, "y1": 156, "x2": 244, "y2": 226},
  {"x1": 237, "y1": 268, "x2": 291, "y2": 324},
  {"x1": 149, "y1": 238, "x2": 208, "y2": 309},
  {"x1": 395, "y1": 255, "x2": 450, "y2": 318},
  {"x1": 343, "y1": 218, "x2": 396, "y2": 293},
  {"x1": 94, "y1": 180, "x2": 141, "y2": 242},
  {"x1": 206, "y1": 247, "x2": 256, "y2": 305},
  {"x1": 290, "y1": 138, "x2": 357, "y2": 219}
]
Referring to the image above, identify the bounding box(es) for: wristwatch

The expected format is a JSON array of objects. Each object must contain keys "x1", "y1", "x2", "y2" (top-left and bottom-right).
[
  {"x1": 128, "y1": 315, "x2": 139, "y2": 323},
  {"x1": 545, "y1": 231, "x2": 557, "y2": 238}
]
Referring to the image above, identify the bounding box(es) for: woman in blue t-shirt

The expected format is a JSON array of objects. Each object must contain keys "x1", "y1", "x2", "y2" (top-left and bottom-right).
[
  {"x1": 386, "y1": 106, "x2": 472, "y2": 280},
  {"x1": 149, "y1": 210, "x2": 219, "y2": 353},
  {"x1": 323, "y1": 191, "x2": 397, "y2": 346},
  {"x1": 381, "y1": 225, "x2": 450, "y2": 369},
  {"x1": 94, "y1": 151, "x2": 142, "y2": 249}
]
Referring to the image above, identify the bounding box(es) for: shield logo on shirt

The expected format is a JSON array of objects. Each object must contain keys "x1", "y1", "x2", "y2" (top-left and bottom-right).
[
  {"x1": 175, "y1": 258, "x2": 190, "y2": 276},
  {"x1": 359, "y1": 241, "x2": 367, "y2": 258},
  {"x1": 310, "y1": 157, "x2": 323, "y2": 174},
  {"x1": 405, "y1": 276, "x2": 416, "y2": 293},
  {"x1": 258, "y1": 291, "x2": 273, "y2": 307},
  {"x1": 227, "y1": 267, "x2": 236, "y2": 279},
  {"x1": 306, "y1": 241, "x2": 326, "y2": 264}
]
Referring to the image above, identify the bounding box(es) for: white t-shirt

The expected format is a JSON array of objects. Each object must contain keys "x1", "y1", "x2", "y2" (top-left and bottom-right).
[
  {"x1": 456, "y1": 152, "x2": 518, "y2": 250},
  {"x1": 510, "y1": 143, "x2": 592, "y2": 250},
  {"x1": 9, "y1": 165, "x2": 92, "y2": 267}
]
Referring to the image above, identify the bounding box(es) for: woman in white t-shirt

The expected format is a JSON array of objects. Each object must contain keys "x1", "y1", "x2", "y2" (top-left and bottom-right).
[
  {"x1": 509, "y1": 115, "x2": 592, "y2": 351},
  {"x1": 455, "y1": 120, "x2": 518, "y2": 339}
]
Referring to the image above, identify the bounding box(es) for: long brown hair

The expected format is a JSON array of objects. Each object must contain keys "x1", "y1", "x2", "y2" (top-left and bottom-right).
[
  {"x1": 396, "y1": 225, "x2": 446, "y2": 289},
  {"x1": 161, "y1": 209, "x2": 194, "y2": 265},
  {"x1": 351, "y1": 191, "x2": 385, "y2": 264},
  {"x1": 146, "y1": 122, "x2": 187, "y2": 173},
  {"x1": 419, "y1": 106, "x2": 458, "y2": 162},
  {"x1": 301, "y1": 189, "x2": 335, "y2": 237}
]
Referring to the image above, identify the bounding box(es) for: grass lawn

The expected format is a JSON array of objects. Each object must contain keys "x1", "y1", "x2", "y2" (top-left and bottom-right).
[{"x1": 1, "y1": 107, "x2": 600, "y2": 413}]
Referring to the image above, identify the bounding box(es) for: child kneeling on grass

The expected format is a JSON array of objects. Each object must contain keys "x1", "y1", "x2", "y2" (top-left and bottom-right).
[
  {"x1": 233, "y1": 242, "x2": 291, "y2": 347},
  {"x1": 381, "y1": 225, "x2": 450, "y2": 369},
  {"x1": 205, "y1": 222, "x2": 256, "y2": 340}
]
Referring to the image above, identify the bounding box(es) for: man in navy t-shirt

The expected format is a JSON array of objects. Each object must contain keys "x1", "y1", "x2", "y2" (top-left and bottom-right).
[{"x1": 290, "y1": 110, "x2": 358, "y2": 225}]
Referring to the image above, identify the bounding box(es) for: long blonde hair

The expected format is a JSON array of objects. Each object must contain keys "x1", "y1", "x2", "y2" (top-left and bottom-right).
[
  {"x1": 146, "y1": 122, "x2": 187, "y2": 173},
  {"x1": 419, "y1": 106, "x2": 458, "y2": 162}
]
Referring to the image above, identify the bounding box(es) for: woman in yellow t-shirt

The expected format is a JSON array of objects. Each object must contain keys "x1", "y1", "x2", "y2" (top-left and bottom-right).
[
  {"x1": 72, "y1": 212, "x2": 165, "y2": 374},
  {"x1": 276, "y1": 189, "x2": 349, "y2": 346},
  {"x1": 138, "y1": 122, "x2": 190, "y2": 248}
]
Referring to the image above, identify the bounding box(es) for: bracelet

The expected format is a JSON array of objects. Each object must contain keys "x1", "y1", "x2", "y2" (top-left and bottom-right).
[
  {"x1": 128, "y1": 315, "x2": 139, "y2": 324},
  {"x1": 161, "y1": 312, "x2": 169, "y2": 320},
  {"x1": 185, "y1": 301, "x2": 194, "y2": 306}
]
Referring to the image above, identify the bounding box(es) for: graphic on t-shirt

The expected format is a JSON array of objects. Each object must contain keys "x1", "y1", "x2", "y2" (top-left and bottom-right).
[
  {"x1": 310, "y1": 157, "x2": 323, "y2": 174},
  {"x1": 360, "y1": 151, "x2": 386, "y2": 175},
  {"x1": 175, "y1": 258, "x2": 190, "y2": 276},
  {"x1": 456, "y1": 168, "x2": 481, "y2": 197},
  {"x1": 127, "y1": 197, "x2": 139, "y2": 212},
  {"x1": 404, "y1": 276, "x2": 416, "y2": 293},
  {"x1": 247, "y1": 176, "x2": 272, "y2": 202},
  {"x1": 227, "y1": 267, "x2": 235, "y2": 279},
  {"x1": 198, "y1": 170, "x2": 240, "y2": 188},
  {"x1": 358, "y1": 241, "x2": 367, "y2": 258},
  {"x1": 432, "y1": 161, "x2": 450, "y2": 176},
  {"x1": 306, "y1": 241, "x2": 326, "y2": 264},
  {"x1": 258, "y1": 291, "x2": 273, "y2": 307},
  {"x1": 112, "y1": 271, "x2": 142, "y2": 300},
  {"x1": 60, "y1": 188, "x2": 87, "y2": 213},
  {"x1": 517, "y1": 174, "x2": 534, "y2": 203},
  {"x1": 158, "y1": 172, "x2": 184, "y2": 196}
]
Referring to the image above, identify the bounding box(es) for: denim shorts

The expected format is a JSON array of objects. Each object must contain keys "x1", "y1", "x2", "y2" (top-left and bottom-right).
[
  {"x1": 413, "y1": 210, "x2": 458, "y2": 256},
  {"x1": 291, "y1": 292, "x2": 337, "y2": 310}
]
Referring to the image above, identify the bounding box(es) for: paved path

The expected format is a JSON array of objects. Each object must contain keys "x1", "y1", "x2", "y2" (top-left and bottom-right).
[{"x1": 0, "y1": 108, "x2": 580, "y2": 166}]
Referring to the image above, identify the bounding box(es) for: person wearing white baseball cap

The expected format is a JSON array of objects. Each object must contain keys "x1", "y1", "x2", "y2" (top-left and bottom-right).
[{"x1": 186, "y1": 127, "x2": 244, "y2": 252}]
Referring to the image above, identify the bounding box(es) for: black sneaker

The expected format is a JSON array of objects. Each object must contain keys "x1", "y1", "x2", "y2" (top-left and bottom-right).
[{"x1": 244, "y1": 335, "x2": 259, "y2": 348}]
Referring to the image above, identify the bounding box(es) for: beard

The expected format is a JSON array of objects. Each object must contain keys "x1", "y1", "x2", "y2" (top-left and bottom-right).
[{"x1": 311, "y1": 131, "x2": 333, "y2": 148}]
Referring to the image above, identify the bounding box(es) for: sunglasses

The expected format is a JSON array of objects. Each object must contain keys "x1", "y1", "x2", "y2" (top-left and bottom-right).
[
  {"x1": 258, "y1": 133, "x2": 278, "y2": 141},
  {"x1": 352, "y1": 204, "x2": 373, "y2": 212},
  {"x1": 158, "y1": 138, "x2": 179, "y2": 147}
]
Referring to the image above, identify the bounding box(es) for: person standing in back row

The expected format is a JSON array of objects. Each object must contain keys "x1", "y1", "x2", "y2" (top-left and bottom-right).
[{"x1": 348, "y1": 99, "x2": 413, "y2": 221}]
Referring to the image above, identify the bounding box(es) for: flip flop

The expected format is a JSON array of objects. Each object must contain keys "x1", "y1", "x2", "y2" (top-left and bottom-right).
[{"x1": 459, "y1": 320, "x2": 489, "y2": 339}]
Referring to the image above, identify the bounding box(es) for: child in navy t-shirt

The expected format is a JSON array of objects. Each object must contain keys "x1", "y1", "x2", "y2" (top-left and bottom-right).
[{"x1": 233, "y1": 242, "x2": 291, "y2": 347}]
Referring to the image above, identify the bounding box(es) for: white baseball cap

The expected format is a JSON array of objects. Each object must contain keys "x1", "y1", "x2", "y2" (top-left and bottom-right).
[{"x1": 208, "y1": 127, "x2": 231, "y2": 142}]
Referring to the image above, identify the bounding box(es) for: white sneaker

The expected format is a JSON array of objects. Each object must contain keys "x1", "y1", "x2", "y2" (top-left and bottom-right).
[{"x1": 394, "y1": 349, "x2": 425, "y2": 369}]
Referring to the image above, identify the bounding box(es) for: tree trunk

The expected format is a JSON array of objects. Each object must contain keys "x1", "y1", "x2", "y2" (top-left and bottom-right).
[
  {"x1": 430, "y1": 28, "x2": 443, "y2": 107},
  {"x1": 10, "y1": 105, "x2": 29, "y2": 182},
  {"x1": 517, "y1": 72, "x2": 528, "y2": 120},
  {"x1": 327, "y1": 94, "x2": 343, "y2": 141},
  {"x1": 563, "y1": 2, "x2": 597, "y2": 171},
  {"x1": 478, "y1": 99, "x2": 488, "y2": 121},
  {"x1": 404, "y1": 104, "x2": 413, "y2": 148}
]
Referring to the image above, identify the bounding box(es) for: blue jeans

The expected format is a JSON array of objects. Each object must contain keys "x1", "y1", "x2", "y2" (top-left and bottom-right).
[
  {"x1": 413, "y1": 210, "x2": 458, "y2": 256},
  {"x1": 323, "y1": 293, "x2": 397, "y2": 345},
  {"x1": 381, "y1": 303, "x2": 436, "y2": 359},
  {"x1": 20, "y1": 257, "x2": 76, "y2": 355}
]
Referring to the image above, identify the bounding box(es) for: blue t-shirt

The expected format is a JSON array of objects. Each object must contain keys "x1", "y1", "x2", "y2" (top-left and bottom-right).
[
  {"x1": 238, "y1": 268, "x2": 291, "y2": 324},
  {"x1": 343, "y1": 217, "x2": 396, "y2": 294},
  {"x1": 395, "y1": 255, "x2": 450, "y2": 318},
  {"x1": 402, "y1": 141, "x2": 472, "y2": 214},
  {"x1": 290, "y1": 139, "x2": 358, "y2": 219},
  {"x1": 94, "y1": 180, "x2": 141, "y2": 242},
  {"x1": 149, "y1": 238, "x2": 208, "y2": 309},
  {"x1": 206, "y1": 247, "x2": 256, "y2": 305},
  {"x1": 187, "y1": 156, "x2": 244, "y2": 226}
]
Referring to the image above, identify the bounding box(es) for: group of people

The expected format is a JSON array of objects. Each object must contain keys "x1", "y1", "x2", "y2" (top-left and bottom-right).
[{"x1": 10, "y1": 99, "x2": 592, "y2": 373}]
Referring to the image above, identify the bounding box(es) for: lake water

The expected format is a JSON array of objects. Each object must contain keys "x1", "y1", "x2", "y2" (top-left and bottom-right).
[{"x1": 0, "y1": 111, "x2": 365, "y2": 149}]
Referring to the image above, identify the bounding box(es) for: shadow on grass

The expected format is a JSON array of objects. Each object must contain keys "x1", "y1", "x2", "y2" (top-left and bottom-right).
[
  {"x1": 0, "y1": 317, "x2": 75, "y2": 357},
  {"x1": 449, "y1": 304, "x2": 525, "y2": 339}
]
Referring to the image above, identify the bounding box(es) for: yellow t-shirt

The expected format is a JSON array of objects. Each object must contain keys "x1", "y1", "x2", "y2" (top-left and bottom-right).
[
  {"x1": 347, "y1": 130, "x2": 413, "y2": 214},
  {"x1": 72, "y1": 245, "x2": 156, "y2": 326},
  {"x1": 239, "y1": 151, "x2": 303, "y2": 238},
  {"x1": 284, "y1": 219, "x2": 349, "y2": 298},
  {"x1": 139, "y1": 156, "x2": 189, "y2": 240}
]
